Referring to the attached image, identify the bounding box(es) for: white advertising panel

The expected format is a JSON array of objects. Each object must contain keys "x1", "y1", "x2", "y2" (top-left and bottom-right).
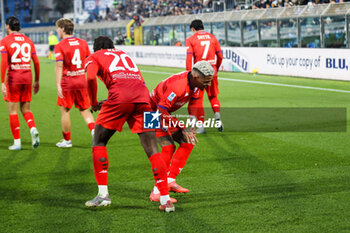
[{"x1": 34, "y1": 44, "x2": 350, "y2": 81}]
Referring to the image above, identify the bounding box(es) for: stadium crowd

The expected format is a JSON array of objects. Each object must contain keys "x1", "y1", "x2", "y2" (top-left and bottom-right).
[
  {"x1": 104, "y1": 0, "x2": 222, "y2": 21},
  {"x1": 103, "y1": 0, "x2": 348, "y2": 22}
]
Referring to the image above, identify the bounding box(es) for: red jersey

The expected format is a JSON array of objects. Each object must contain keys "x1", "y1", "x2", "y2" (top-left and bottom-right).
[
  {"x1": 85, "y1": 48, "x2": 150, "y2": 105},
  {"x1": 0, "y1": 32, "x2": 38, "y2": 84},
  {"x1": 55, "y1": 37, "x2": 90, "y2": 90},
  {"x1": 150, "y1": 71, "x2": 199, "y2": 113},
  {"x1": 186, "y1": 31, "x2": 223, "y2": 71}
]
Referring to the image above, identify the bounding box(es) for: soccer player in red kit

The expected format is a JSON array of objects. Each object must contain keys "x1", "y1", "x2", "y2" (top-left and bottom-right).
[
  {"x1": 0, "y1": 16, "x2": 40, "y2": 150},
  {"x1": 84, "y1": 36, "x2": 175, "y2": 212},
  {"x1": 186, "y1": 19, "x2": 223, "y2": 133},
  {"x1": 149, "y1": 61, "x2": 214, "y2": 200},
  {"x1": 54, "y1": 18, "x2": 95, "y2": 148}
]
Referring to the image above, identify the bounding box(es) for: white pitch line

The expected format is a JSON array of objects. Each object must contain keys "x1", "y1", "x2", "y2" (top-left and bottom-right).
[{"x1": 141, "y1": 69, "x2": 350, "y2": 94}]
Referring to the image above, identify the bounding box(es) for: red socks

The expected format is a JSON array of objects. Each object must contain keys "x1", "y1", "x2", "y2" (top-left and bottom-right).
[
  {"x1": 161, "y1": 144, "x2": 176, "y2": 171},
  {"x1": 88, "y1": 122, "x2": 95, "y2": 132},
  {"x1": 63, "y1": 131, "x2": 71, "y2": 141},
  {"x1": 9, "y1": 114, "x2": 20, "y2": 139},
  {"x1": 209, "y1": 96, "x2": 221, "y2": 113},
  {"x1": 149, "y1": 153, "x2": 169, "y2": 196},
  {"x1": 23, "y1": 112, "x2": 36, "y2": 129},
  {"x1": 92, "y1": 146, "x2": 109, "y2": 185},
  {"x1": 168, "y1": 143, "x2": 194, "y2": 179}
]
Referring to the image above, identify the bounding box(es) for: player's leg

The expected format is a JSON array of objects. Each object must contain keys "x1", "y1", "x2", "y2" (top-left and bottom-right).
[
  {"x1": 20, "y1": 102, "x2": 39, "y2": 148},
  {"x1": 138, "y1": 131, "x2": 175, "y2": 212},
  {"x1": 7, "y1": 101, "x2": 21, "y2": 150},
  {"x1": 188, "y1": 90, "x2": 206, "y2": 133},
  {"x1": 56, "y1": 90, "x2": 73, "y2": 147},
  {"x1": 85, "y1": 124, "x2": 115, "y2": 207},
  {"x1": 77, "y1": 89, "x2": 95, "y2": 136},
  {"x1": 166, "y1": 130, "x2": 194, "y2": 193},
  {"x1": 56, "y1": 106, "x2": 72, "y2": 148},
  {"x1": 129, "y1": 103, "x2": 174, "y2": 211},
  {"x1": 207, "y1": 74, "x2": 223, "y2": 132},
  {"x1": 149, "y1": 133, "x2": 177, "y2": 203},
  {"x1": 79, "y1": 109, "x2": 95, "y2": 136}
]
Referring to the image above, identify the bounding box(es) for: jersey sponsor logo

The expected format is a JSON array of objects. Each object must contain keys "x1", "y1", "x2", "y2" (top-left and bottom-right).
[
  {"x1": 10, "y1": 64, "x2": 31, "y2": 70},
  {"x1": 68, "y1": 40, "x2": 80, "y2": 46},
  {"x1": 14, "y1": 37, "x2": 25, "y2": 41},
  {"x1": 111, "y1": 72, "x2": 141, "y2": 81},
  {"x1": 66, "y1": 69, "x2": 85, "y2": 76},
  {"x1": 167, "y1": 92, "x2": 176, "y2": 101}
]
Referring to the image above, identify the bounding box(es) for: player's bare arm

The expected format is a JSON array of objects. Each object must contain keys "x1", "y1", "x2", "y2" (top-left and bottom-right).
[
  {"x1": 1, "y1": 52, "x2": 8, "y2": 97},
  {"x1": 55, "y1": 61, "x2": 64, "y2": 98},
  {"x1": 32, "y1": 53, "x2": 40, "y2": 94},
  {"x1": 86, "y1": 60, "x2": 99, "y2": 111}
]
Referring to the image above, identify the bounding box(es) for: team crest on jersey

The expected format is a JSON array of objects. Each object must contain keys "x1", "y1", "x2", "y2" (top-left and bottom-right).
[{"x1": 167, "y1": 92, "x2": 176, "y2": 101}]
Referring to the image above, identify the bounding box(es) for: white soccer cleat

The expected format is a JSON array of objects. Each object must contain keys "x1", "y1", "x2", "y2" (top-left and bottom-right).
[
  {"x1": 30, "y1": 127, "x2": 40, "y2": 149},
  {"x1": 196, "y1": 126, "x2": 206, "y2": 134},
  {"x1": 8, "y1": 144, "x2": 22, "y2": 150},
  {"x1": 56, "y1": 139, "x2": 72, "y2": 148},
  {"x1": 85, "y1": 194, "x2": 111, "y2": 207}
]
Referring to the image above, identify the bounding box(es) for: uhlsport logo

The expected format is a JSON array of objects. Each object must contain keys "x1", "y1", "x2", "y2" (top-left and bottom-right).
[{"x1": 143, "y1": 110, "x2": 161, "y2": 129}]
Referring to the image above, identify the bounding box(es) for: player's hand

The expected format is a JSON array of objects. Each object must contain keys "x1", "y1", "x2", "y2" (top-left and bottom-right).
[
  {"x1": 90, "y1": 105, "x2": 100, "y2": 112},
  {"x1": 33, "y1": 81, "x2": 40, "y2": 94},
  {"x1": 182, "y1": 127, "x2": 198, "y2": 145},
  {"x1": 1, "y1": 83, "x2": 6, "y2": 97},
  {"x1": 57, "y1": 85, "x2": 63, "y2": 98},
  {"x1": 90, "y1": 99, "x2": 107, "y2": 112}
]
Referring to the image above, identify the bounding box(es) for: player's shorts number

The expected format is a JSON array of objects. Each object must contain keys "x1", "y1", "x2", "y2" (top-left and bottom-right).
[
  {"x1": 104, "y1": 52, "x2": 139, "y2": 73},
  {"x1": 10, "y1": 43, "x2": 31, "y2": 63}
]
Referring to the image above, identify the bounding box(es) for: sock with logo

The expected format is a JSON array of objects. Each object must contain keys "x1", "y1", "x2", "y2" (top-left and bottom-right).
[
  {"x1": 209, "y1": 96, "x2": 221, "y2": 114},
  {"x1": 161, "y1": 144, "x2": 176, "y2": 171},
  {"x1": 93, "y1": 146, "x2": 109, "y2": 185},
  {"x1": 23, "y1": 112, "x2": 36, "y2": 129},
  {"x1": 88, "y1": 122, "x2": 95, "y2": 132},
  {"x1": 62, "y1": 131, "x2": 71, "y2": 141},
  {"x1": 9, "y1": 114, "x2": 20, "y2": 140},
  {"x1": 168, "y1": 143, "x2": 194, "y2": 179},
  {"x1": 149, "y1": 153, "x2": 169, "y2": 196}
]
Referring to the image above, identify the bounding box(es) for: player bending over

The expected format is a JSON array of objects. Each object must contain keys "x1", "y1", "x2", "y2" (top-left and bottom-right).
[
  {"x1": 54, "y1": 18, "x2": 95, "y2": 148},
  {"x1": 85, "y1": 36, "x2": 175, "y2": 212},
  {"x1": 149, "y1": 61, "x2": 214, "y2": 202},
  {"x1": 0, "y1": 16, "x2": 40, "y2": 150}
]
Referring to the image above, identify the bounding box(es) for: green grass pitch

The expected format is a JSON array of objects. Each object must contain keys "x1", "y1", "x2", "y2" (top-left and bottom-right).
[{"x1": 0, "y1": 57, "x2": 350, "y2": 232}]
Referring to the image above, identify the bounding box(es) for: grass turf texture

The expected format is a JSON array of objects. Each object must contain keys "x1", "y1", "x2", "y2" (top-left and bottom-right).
[{"x1": 0, "y1": 57, "x2": 350, "y2": 232}]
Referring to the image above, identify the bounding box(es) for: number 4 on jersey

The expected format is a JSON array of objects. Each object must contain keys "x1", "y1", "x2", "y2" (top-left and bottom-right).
[{"x1": 72, "y1": 49, "x2": 82, "y2": 68}]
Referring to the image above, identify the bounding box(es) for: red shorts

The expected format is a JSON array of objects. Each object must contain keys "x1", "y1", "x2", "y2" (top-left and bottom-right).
[
  {"x1": 96, "y1": 103, "x2": 154, "y2": 133},
  {"x1": 57, "y1": 89, "x2": 90, "y2": 110},
  {"x1": 5, "y1": 83, "x2": 32, "y2": 102},
  {"x1": 156, "y1": 126, "x2": 181, "y2": 138},
  {"x1": 206, "y1": 73, "x2": 219, "y2": 98}
]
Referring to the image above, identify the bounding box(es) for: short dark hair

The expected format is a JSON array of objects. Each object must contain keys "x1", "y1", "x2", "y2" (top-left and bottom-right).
[
  {"x1": 6, "y1": 16, "x2": 21, "y2": 31},
  {"x1": 56, "y1": 18, "x2": 74, "y2": 35},
  {"x1": 93, "y1": 36, "x2": 115, "y2": 52},
  {"x1": 190, "y1": 19, "x2": 204, "y2": 31}
]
